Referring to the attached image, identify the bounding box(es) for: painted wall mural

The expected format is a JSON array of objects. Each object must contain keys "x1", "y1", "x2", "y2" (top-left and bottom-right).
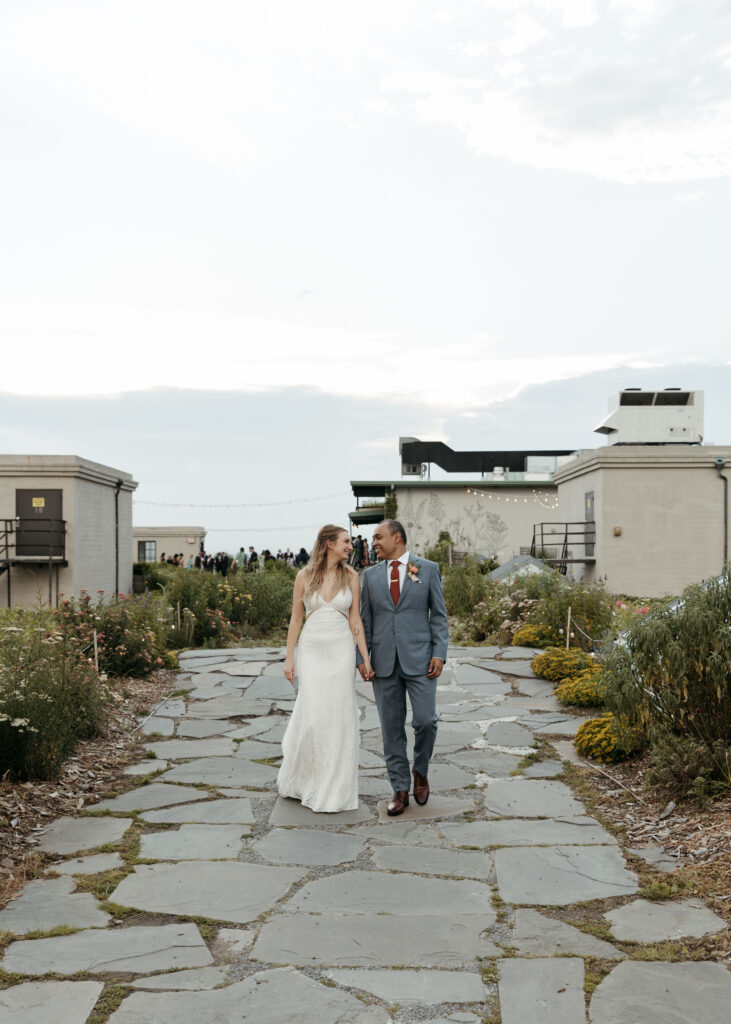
[{"x1": 398, "y1": 489, "x2": 508, "y2": 559}]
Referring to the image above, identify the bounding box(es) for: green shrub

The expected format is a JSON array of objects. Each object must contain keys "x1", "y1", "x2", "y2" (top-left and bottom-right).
[
  {"x1": 442, "y1": 558, "x2": 489, "y2": 618},
  {"x1": 555, "y1": 671, "x2": 605, "y2": 707},
  {"x1": 512, "y1": 623, "x2": 552, "y2": 648},
  {"x1": 0, "y1": 616, "x2": 108, "y2": 780},
  {"x1": 532, "y1": 646, "x2": 599, "y2": 682},
  {"x1": 601, "y1": 572, "x2": 731, "y2": 796},
  {"x1": 239, "y1": 571, "x2": 294, "y2": 633},
  {"x1": 518, "y1": 571, "x2": 614, "y2": 652},
  {"x1": 425, "y1": 531, "x2": 454, "y2": 573},
  {"x1": 53, "y1": 592, "x2": 168, "y2": 676}
]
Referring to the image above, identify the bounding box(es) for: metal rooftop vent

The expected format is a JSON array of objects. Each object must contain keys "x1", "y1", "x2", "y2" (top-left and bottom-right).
[{"x1": 594, "y1": 389, "x2": 703, "y2": 445}]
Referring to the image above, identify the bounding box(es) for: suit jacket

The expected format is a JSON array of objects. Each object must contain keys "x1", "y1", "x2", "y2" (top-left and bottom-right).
[{"x1": 359, "y1": 556, "x2": 449, "y2": 678}]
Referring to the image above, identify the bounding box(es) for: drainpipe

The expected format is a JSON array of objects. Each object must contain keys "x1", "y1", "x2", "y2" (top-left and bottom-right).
[
  {"x1": 715, "y1": 457, "x2": 728, "y2": 568},
  {"x1": 114, "y1": 479, "x2": 123, "y2": 599}
]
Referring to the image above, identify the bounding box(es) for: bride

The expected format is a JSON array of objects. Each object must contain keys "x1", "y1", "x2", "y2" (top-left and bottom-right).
[{"x1": 278, "y1": 525, "x2": 373, "y2": 812}]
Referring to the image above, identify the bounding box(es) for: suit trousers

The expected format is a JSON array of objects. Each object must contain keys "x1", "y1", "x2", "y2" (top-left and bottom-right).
[{"x1": 372, "y1": 655, "x2": 438, "y2": 793}]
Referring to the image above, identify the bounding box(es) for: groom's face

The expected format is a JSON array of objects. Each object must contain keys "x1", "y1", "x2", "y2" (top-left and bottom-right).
[{"x1": 373, "y1": 523, "x2": 400, "y2": 560}]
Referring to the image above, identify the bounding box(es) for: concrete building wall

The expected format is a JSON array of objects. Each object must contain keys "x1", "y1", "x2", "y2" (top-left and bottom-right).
[
  {"x1": 0, "y1": 456, "x2": 137, "y2": 607},
  {"x1": 555, "y1": 445, "x2": 731, "y2": 597},
  {"x1": 132, "y1": 527, "x2": 206, "y2": 564},
  {"x1": 393, "y1": 483, "x2": 559, "y2": 561}
]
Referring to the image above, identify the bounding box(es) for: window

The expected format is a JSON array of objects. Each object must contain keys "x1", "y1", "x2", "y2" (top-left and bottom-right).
[{"x1": 138, "y1": 540, "x2": 156, "y2": 562}]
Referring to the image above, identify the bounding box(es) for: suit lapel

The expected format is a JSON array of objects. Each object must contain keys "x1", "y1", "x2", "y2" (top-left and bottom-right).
[{"x1": 396, "y1": 555, "x2": 418, "y2": 608}]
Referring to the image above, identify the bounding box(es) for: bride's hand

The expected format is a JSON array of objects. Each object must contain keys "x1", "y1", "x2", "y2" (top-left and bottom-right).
[
  {"x1": 363, "y1": 660, "x2": 375, "y2": 681},
  {"x1": 284, "y1": 658, "x2": 295, "y2": 685}
]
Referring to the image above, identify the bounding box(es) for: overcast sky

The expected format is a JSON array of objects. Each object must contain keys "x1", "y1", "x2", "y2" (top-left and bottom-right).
[{"x1": 1, "y1": 2, "x2": 730, "y2": 550}]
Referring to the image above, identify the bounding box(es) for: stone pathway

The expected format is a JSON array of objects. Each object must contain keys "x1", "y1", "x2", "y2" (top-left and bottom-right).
[{"x1": 1, "y1": 645, "x2": 729, "y2": 1023}]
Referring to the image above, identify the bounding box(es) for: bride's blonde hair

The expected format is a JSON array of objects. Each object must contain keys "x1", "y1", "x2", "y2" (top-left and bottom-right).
[{"x1": 302, "y1": 524, "x2": 353, "y2": 600}]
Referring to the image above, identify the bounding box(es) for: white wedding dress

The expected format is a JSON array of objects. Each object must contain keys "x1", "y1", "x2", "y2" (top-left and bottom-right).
[{"x1": 277, "y1": 586, "x2": 360, "y2": 812}]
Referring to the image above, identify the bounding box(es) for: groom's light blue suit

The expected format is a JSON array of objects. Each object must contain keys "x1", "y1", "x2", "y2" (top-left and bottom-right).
[{"x1": 359, "y1": 556, "x2": 449, "y2": 792}]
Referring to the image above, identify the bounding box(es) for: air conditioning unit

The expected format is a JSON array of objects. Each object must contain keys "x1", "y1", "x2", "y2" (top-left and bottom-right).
[{"x1": 594, "y1": 389, "x2": 703, "y2": 445}]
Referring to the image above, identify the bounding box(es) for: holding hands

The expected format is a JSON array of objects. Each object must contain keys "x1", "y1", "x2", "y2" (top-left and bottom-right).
[{"x1": 358, "y1": 660, "x2": 375, "y2": 682}]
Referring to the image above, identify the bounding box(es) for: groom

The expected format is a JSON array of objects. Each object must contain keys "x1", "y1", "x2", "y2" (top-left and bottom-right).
[{"x1": 358, "y1": 520, "x2": 449, "y2": 815}]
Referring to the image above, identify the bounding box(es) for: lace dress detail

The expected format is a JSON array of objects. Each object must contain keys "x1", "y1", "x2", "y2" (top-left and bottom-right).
[{"x1": 277, "y1": 586, "x2": 360, "y2": 812}]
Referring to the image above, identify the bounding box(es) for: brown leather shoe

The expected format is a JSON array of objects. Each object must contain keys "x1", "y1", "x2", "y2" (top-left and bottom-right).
[
  {"x1": 387, "y1": 791, "x2": 409, "y2": 816},
  {"x1": 412, "y1": 769, "x2": 430, "y2": 805}
]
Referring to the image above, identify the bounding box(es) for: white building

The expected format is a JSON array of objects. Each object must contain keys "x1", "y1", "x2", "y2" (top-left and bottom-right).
[
  {"x1": 0, "y1": 455, "x2": 137, "y2": 607},
  {"x1": 133, "y1": 526, "x2": 207, "y2": 564}
]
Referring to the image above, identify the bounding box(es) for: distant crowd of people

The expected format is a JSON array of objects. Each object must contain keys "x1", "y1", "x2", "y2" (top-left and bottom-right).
[
  {"x1": 349, "y1": 534, "x2": 375, "y2": 569},
  {"x1": 158, "y1": 546, "x2": 311, "y2": 575},
  {"x1": 158, "y1": 536, "x2": 377, "y2": 576}
]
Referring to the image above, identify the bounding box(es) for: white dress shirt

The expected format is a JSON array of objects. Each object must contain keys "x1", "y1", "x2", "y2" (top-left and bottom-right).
[{"x1": 388, "y1": 551, "x2": 410, "y2": 592}]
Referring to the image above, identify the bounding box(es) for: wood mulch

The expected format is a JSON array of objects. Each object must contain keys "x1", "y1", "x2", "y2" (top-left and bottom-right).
[
  {"x1": 569, "y1": 753, "x2": 731, "y2": 943},
  {"x1": 0, "y1": 669, "x2": 175, "y2": 908}
]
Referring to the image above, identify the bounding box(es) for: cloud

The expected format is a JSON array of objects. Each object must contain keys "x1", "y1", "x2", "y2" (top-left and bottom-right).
[
  {"x1": 498, "y1": 14, "x2": 551, "y2": 56},
  {"x1": 378, "y1": 3, "x2": 731, "y2": 183}
]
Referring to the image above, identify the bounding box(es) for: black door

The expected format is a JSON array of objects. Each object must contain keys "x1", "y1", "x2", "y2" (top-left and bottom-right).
[{"x1": 15, "y1": 489, "x2": 64, "y2": 556}]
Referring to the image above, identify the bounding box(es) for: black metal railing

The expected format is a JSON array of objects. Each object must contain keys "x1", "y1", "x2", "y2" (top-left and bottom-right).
[
  {"x1": 530, "y1": 522, "x2": 596, "y2": 575},
  {"x1": 0, "y1": 518, "x2": 67, "y2": 607}
]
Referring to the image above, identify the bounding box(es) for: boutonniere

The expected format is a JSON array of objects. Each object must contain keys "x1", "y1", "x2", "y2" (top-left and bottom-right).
[{"x1": 407, "y1": 562, "x2": 421, "y2": 583}]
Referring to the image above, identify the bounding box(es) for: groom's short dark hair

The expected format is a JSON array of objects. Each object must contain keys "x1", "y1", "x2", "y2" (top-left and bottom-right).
[{"x1": 382, "y1": 519, "x2": 407, "y2": 545}]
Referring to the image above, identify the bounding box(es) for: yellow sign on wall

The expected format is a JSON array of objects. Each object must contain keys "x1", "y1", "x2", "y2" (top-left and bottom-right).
[{"x1": 32, "y1": 497, "x2": 46, "y2": 508}]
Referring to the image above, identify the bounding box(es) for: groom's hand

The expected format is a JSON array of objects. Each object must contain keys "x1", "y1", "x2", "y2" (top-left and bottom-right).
[
  {"x1": 358, "y1": 663, "x2": 373, "y2": 682},
  {"x1": 427, "y1": 657, "x2": 444, "y2": 679}
]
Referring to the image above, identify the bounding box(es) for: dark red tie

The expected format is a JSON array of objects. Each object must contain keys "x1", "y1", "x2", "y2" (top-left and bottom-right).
[{"x1": 390, "y1": 560, "x2": 400, "y2": 606}]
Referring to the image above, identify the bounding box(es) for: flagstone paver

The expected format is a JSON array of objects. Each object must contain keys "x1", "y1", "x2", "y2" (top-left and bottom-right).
[
  {"x1": 269, "y1": 795, "x2": 373, "y2": 825},
  {"x1": 482, "y1": 778, "x2": 586, "y2": 817},
  {"x1": 139, "y1": 823, "x2": 247, "y2": 860},
  {"x1": 144, "y1": 738, "x2": 236, "y2": 758},
  {"x1": 162, "y1": 755, "x2": 278, "y2": 787},
  {"x1": 495, "y1": 844, "x2": 638, "y2": 904},
  {"x1": 0, "y1": 876, "x2": 110, "y2": 934},
  {"x1": 110, "y1": 861, "x2": 306, "y2": 923},
  {"x1": 0, "y1": 981, "x2": 104, "y2": 1024},
  {"x1": 3, "y1": 643, "x2": 726, "y2": 1024},
  {"x1": 287, "y1": 870, "x2": 495, "y2": 916},
  {"x1": 93, "y1": 782, "x2": 209, "y2": 813},
  {"x1": 604, "y1": 898, "x2": 728, "y2": 942},
  {"x1": 589, "y1": 961, "x2": 731, "y2": 1024},
  {"x1": 498, "y1": 957, "x2": 586, "y2": 1024},
  {"x1": 326, "y1": 968, "x2": 488, "y2": 1004},
  {"x1": 140, "y1": 716, "x2": 175, "y2": 736},
  {"x1": 176, "y1": 718, "x2": 235, "y2": 737},
  {"x1": 352, "y1": 820, "x2": 445, "y2": 845},
  {"x1": 253, "y1": 827, "x2": 365, "y2": 865},
  {"x1": 2, "y1": 923, "x2": 213, "y2": 975},
  {"x1": 124, "y1": 758, "x2": 169, "y2": 775},
  {"x1": 139, "y1": 796, "x2": 255, "y2": 824},
  {"x1": 441, "y1": 815, "x2": 615, "y2": 847},
  {"x1": 375, "y1": 794, "x2": 475, "y2": 822},
  {"x1": 185, "y1": 695, "x2": 272, "y2": 718},
  {"x1": 371, "y1": 844, "x2": 494, "y2": 879},
  {"x1": 128, "y1": 965, "x2": 231, "y2": 989},
  {"x1": 107, "y1": 966, "x2": 389, "y2": 1024},
  {"x1": 36, "y1": 814, "x2": 133, "y2": 854},
  {"x1": 52, "y1": 852, "x2": 124, "y2": 874},
  {"x1": 251, "y1": 913, "x2": 501, "y2": 966},
  {"x1": 508, "y1": 908, "x2": 623, "y2": 958}
]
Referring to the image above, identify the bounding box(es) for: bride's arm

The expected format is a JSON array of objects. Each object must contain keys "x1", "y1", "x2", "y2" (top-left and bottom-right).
[
  {"x1": 283, "y1": 572, "x2": 306, "y2": 684},
  {"x1": 349, "y1": 573, "x2": 373, "y2": 679}
]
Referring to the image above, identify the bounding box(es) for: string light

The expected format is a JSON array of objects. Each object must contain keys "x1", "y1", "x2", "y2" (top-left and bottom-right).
[
  {"x1": 465, "y1": 487, "x2": 559, "y2": 510},
  {"x1": 204, "y1": 523, "x2": 325, "y2": 533},
  {"x1": 133, "y1": 491, "x2": 349, "y2": 511}
]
